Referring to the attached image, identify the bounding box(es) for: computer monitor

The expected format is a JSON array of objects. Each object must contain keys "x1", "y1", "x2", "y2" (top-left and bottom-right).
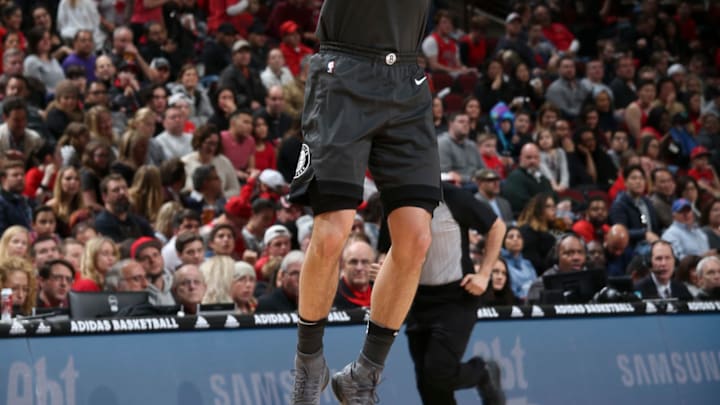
[
  {"x1": 68, "y1": 291, "x2": 150, "y2": 319},
  {"x1": 607, "y1": 276, "x2": 634, "y2": 293},
  {"x1": 542, "y1": 269, "x2": 607, "y2": 304}
]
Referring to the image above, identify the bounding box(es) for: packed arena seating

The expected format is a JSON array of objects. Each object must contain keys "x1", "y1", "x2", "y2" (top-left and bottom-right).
[{"x1": 0, "y1": 0, "x2": 720, "y2": 319}]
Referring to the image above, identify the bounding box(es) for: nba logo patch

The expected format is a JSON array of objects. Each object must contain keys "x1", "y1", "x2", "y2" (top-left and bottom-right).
[{"x1": 327, "y1": 60, "x2": 336, "y2": 74}]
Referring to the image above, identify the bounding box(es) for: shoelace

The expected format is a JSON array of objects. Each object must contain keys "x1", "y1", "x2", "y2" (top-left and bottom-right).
[
  {"x1": 291, "y1": 368, "x2": 323, "y2": 401},
  {"x1": 347, "y1": 369, "x2": 381, "y2": 404}
]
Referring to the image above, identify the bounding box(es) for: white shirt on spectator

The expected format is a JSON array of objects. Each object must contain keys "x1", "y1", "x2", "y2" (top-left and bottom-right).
[
  {"x1": 23, "y1": 56, "x2": 65, "y2": 93},
  {"x1": 181, "y1": 152, "x2": 240, "y2": 198},
  {"x1": 260, "y1": 66, "x2": 294, "y2": 90},
  {"x1": 162, "y1": 236, "x2": 182, "y2": 274},
  {"x1": 57, "y1": 0, "x2": 107, "y2": 51},
  {"x1": 153, "y1": 131, "x2": 193, "y2": 159}
]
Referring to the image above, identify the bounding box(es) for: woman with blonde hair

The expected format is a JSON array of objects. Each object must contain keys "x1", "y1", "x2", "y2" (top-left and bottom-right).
[
  {"x1": 200, "y1": 256, "x2": 236, "y2": 304},
  {"x1": 0, "y1": 226, "x2": 30, "y2": 261},
  {"x1": 46, "y1": 166, "x2": 84, "y2": 237},
  {"x1": 85, "y1": 105, "x2": 117, "y2": 146},
  {"x1": 122, "y1": 107, "x2": 165, "y2": 165},
  {"x1": 154, "y1": 201, "x2": 182, "y2": 244},
  {"x1": 231, "y1": 261, "x2": 257, "y2": 315},
  {"x1": 129, "y1": 165, "x2": 164, "y2": 223},
  {"x1": 72, "y1": 237, "x2": 118, "y2": 292},
  {"x1": 0, "y1": 257, "x2": 38, "y2": 315}
]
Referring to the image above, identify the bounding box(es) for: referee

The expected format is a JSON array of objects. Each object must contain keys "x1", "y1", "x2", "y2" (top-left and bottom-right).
[
  {"x1": 287, "y1": 1, "x2": 442, "y2": 404},
  {"x1": 407, "y1": 182, "x2": 507, "y2": 404}
]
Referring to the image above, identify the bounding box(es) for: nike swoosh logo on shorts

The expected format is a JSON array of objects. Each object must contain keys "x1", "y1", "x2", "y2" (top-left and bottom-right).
[{"x1": 414, "y1": 76, "x2": 427, "y2": 86}]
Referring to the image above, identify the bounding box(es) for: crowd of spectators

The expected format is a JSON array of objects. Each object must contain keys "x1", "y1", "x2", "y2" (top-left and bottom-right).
[{"x1": 0, "y1": 0, "x2": 720, "y2": 319}]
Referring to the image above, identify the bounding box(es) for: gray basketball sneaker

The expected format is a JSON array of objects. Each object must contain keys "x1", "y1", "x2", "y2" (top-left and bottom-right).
[
  {"x1": 331, "y1": 354, "x2": 382, "y2": 405},
  {"x1": 292, "y1": 351, "x2": 330, "y2": 405}
]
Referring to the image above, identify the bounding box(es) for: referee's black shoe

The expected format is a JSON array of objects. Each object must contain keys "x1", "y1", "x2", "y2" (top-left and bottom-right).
[{"x1": 478, "y1": 360, "x2": 506, "y2": 405}]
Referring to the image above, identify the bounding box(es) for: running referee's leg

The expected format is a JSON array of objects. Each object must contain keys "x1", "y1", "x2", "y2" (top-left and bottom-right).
[{"x1": 292, "y1": 209, "x2": 355, "y2": 405}]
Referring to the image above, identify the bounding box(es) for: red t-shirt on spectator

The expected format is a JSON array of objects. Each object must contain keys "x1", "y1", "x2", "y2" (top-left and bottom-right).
[
  {"x1": 130, "y1": 1, "x2": 163, "y2": 24},
  {"x1": 481, "y1": 154, "x2": 506, "y2": 179},
  {"x1": 280, "y1": 42, "x2": 313, "y2": 76},
  {"x1": 459, "y1": 34, "x2": 487, "y2": 68},
  {"x1": 542, "y1": 23, "x2": 575, "y2": 52},
  {"x1": 572, "y1": 220, "x2": 610, "y2": 243},
  {"x1": 688, "y1": 167, "x2": 714, "y2": 184},
  {"x1": 431, "y1": 33, "x2": 460, "y2": 68},
  {"x1": 23, "y1": 168, "x2": 57, "y2": 200},
  {"x1": 254, "y1": 141, "x2": 277, "y2": 171},
  {"x1": 221, "y1": 131, "x2": 256, "y2": 172},
  {"x1": 72, "y1": 278, "x2": 101, "y2": 292}
]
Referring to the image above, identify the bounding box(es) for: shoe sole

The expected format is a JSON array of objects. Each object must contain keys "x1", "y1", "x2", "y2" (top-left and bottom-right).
[
  {"x1": 484, "y1": 361, "x2": 506, "y2": 405},
  {"x1": 331, "y1": 374, "x2": 348, "y2": 405}
]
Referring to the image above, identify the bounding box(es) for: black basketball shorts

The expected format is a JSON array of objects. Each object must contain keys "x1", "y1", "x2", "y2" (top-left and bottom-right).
[{"x1": 288, "y1": 48, "x2": 442, "y2": 215}]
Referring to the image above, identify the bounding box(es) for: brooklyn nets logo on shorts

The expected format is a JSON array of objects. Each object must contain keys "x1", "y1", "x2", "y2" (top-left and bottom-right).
[{"x1": 294, "y1": 143, "x2": 311, "y2": 179}]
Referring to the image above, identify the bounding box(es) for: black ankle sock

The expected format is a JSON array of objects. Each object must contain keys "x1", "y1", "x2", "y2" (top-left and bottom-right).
[
  {"x1": 360, "y1": 320, "x2": 398, "y2": 367},
  {"x1": 297, "y1": 317, "x2": 327, "y2": 355}
]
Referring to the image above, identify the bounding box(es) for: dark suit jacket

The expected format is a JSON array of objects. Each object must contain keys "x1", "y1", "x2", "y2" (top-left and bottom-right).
[
  {"x1": 218, "y1": 65, "x2": 267, "y2": 110},
  {"x1": 475, "y1": 193, "x2": 514, "y2": 225},
  {"x1": 256, "y1": 288, "x2": 297, "y2": 313},
  {"x1": 610, "y1": 77, "x2": 636, "y2": 109},
  {"x1": 634, "y1": 276, "x2": 693, "y2": 300},
  {"x1": 0, "y1": 189, "x2": 32, "y2": 235},
  {"x1": 609, "y1": 192, "x2": 661, "y2": 245},
  {"x1": 501, "y1": 168, "x2": 554, "y2": 216}
]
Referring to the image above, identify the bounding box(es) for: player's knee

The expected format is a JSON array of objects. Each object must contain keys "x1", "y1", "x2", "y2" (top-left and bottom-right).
[
  {"x1": 393, "y1": 228, "x2": 432, "y2": 261},
  {"x1": 309, "y1": 222, "x2": 352, "y2": 258}
]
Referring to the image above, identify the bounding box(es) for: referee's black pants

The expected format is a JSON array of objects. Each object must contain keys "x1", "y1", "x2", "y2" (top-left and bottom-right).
[{"x1": 406, "y1": 282, "x2": 488, "y2": 405}]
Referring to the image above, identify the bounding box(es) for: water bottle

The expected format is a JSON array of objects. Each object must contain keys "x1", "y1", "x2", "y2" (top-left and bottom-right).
[{"x1": 1, "y1": 288, "x2": 12, "y2": 323}]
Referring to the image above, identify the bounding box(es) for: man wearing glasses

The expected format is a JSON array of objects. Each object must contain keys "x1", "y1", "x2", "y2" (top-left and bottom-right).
[
  {"x1": 37, "y1": 259, "x2": 75, "y2": 308},
  {"x1": 106, "y1": 259, "x2": 149, "y2": 292},
  {"x1": 333, "y1": 239, "x2": 376, "y2": 310},
  {"x1": 172, "y1": 264, "x2": 207, "y2": 315},
  {"x1": 256, "y1": 250, "x2": 304, "y2": 313}
]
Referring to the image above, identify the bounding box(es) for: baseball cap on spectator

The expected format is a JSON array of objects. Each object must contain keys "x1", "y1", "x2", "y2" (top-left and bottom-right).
[
  {"x1": 474, "y1": 169, "x2": 500, "y2": 182},
  {"x1": 225, "y1": 196, "x2": 252, "y2": 219},
  {"x1": 690, "y1": 146, "x2": 711, "y2": 160},
  {"x1": 217, "y1": 22, "x2": 237, "y2": 35},
  {"x1": 131, "y1": 237, "x2": 162, "y2": 259},
  {"x1": 233, "y1": 261, "x2": 256, "y2": 280},
  {"x1": 168, "y1": 93, "x2": 191, "y2": 107},
  {"x1": 263, "y1": 224, "x2": 291, "y2": 246},
  {"x1": 666, "y1": 64, "x2": 685, "y2": 77},
  {"x1": 259, "y1": 169, "x2": 287, "y2": 192},
  {"x1": 280, "y1": 20, "x2": 299, "y2": 36},
  {"x1": 671, "y1": 198, "x2": 692, "y2": 213},
  {"x1": 505, "y1": 12, "x2": 521, "y2": 23},
  {"x1": 232, "y1": 39, "x2": 251, "y2": 53},
  {"x1": 150, "y1": 57, "x2": 170, "y2": 70}
]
